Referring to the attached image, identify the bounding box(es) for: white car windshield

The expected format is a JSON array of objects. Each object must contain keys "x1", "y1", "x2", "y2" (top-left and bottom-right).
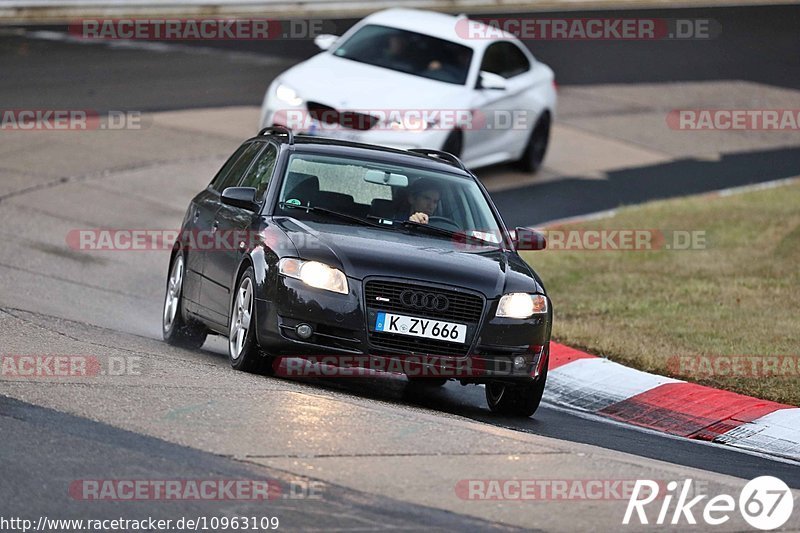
[
  {"x1": 276, "y1": 153, "x2": 503, "y2": 248},
  {"x1": 333, "y1": 24, "x2": 473, "y2": 85}
]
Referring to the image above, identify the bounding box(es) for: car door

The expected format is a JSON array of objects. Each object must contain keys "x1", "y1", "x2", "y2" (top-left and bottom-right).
[
  {"x1": 465, "y1": 41, "x2": 537, "y2": 162},
  {"x1": 182, "y1": 142, "x2": 250, "y2": 313},
  {"x1": 203, "y1": 142, "x2": 279, "y2": 325},
  {"x1": 192, "y1": 141, "x2": 265, "y2": 326}
]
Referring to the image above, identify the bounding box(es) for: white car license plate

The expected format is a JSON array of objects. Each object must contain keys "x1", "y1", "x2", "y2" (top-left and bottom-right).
[{"x1": 374, "y1": 312, "x2": 467, "y2": 344}]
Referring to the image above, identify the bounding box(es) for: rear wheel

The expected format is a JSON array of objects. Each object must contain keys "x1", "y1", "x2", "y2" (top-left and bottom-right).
[
  {"x1": 228, "y1": 267, "x2": 273, "y2": 373},
  {"x1": 441, "y1": 129, "x2": 463, "y2": 158},
  {"x1": 485, "y1": 365, "x2": 548, "y2": 417},
  {"x1": 517, "y1": 113, "x2": 550, "y2": 173},
  {"x1": 162, "y1": 252, "x2": 207, "y2": 349}
]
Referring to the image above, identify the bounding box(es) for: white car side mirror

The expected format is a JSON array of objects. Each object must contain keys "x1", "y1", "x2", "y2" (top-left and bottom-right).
[
  {"x1": 314, "y1": 34, "x2": 339, "y2": 51},
  {"x1": 478, "y1": 71, "x2": 507, "y2": 90}
]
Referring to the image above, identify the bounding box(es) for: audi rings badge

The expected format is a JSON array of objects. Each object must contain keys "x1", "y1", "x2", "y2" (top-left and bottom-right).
[{"x1": 399, "y1": 290, "x2": 450, "y2": 312}]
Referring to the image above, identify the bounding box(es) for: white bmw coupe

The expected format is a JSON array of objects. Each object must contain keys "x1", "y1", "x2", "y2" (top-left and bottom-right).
[{"x1": 260, "y1": 9, "x2": 557, "y2": 171}]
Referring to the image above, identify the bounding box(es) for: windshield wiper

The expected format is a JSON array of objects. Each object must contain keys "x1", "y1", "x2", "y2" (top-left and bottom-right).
[
  {"x1": 399, "y1": 220, "x2": 500, "y2": 248},
  {"x1": 279, "y1": 202, "x2": 384, "y2": 228}
]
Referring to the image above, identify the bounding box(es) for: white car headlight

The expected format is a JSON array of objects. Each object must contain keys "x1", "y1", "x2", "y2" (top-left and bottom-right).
[
  {"x1": 388, "y1": 116, "x2": 438, "y2": 132},
  {"x1": 496, "y1": 293, "x2": 548, "y2": 319},
  {"x1": 279, "y1": 258, "x2": 348, "y2": 294},
  {"x1": 275, "y1": 83, "x2": 303, "y2": 106}
]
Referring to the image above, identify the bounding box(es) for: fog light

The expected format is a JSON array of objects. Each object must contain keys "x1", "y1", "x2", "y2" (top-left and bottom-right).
[
  {"x1": 513, "y1": 356, "x2": 526, "y2": 370},
  {"x1": 296, "y1": 324, "x2": 313, "y2": 339}
]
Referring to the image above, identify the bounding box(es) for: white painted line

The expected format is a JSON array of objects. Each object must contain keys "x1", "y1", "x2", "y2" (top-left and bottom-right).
[
  {"x1": 546, "y1": 357, "x2": 682, "y2": 412},
  {"x1": 716, "y1": 408, "x2": 800, "y2": 462},
  {"x1": 541, "y1": 400, "x2": 800, "y2": 466}
]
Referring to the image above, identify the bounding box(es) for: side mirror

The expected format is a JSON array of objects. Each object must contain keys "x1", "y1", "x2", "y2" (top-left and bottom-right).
[
  {"x1": 512, "y1": 227, "x2": 546, "y2": 251},
  {"x1": 314, "y1": 34, "x2": 339, "y2": 51},
  {"x1": 221, "y1": 187, "x2": 259, "y2": 211},
  {"x1": 478, "y1": 71, "x2": 507, "y2": 91}
]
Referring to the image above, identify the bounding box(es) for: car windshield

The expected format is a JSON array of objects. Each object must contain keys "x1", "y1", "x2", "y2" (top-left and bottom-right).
[
  {"x1": 276, "y1": 153, "x2": 504, "y2": 248},
  {"x1": 332, "y1": 24, "x2": 473, "y2": 85}
]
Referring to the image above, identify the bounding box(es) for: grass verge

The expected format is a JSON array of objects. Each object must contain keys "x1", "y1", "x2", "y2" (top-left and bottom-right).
[{"x1": 522, "y1": 180, "x2": 800, "y2": 406}]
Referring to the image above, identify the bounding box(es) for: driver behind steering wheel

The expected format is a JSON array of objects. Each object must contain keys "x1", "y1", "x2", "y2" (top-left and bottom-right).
[{"x1": 403, "y1": 178, "x2": 441, "y2": 225}]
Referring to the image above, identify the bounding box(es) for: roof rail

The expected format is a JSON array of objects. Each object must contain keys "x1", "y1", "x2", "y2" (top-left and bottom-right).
[
  {"x1": 258, "y1": 125, "x2": 294, "y2": 144},
  {"x1": 408, "y1": 148, "x2": 467, "y2": 170}
]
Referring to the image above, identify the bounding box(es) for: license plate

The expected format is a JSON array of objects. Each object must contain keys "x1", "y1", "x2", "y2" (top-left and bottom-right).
[{"x1": 374, "y1": 312, "x2": 467, "y2": 344}]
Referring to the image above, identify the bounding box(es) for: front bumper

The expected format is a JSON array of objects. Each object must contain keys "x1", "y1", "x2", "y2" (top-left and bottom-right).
[{"x1": 255, "y1": 275, "x2": 550, "y2": 383}]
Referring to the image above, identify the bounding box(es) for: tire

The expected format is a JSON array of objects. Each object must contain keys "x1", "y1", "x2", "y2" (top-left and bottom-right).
[
  {"x1": 162, "y1": 251, "x2": 208, "y2": 349},
  {"x1": 441, "y1": 129, "x2": 463, "y2": 158},
  {"x1": 517, "y1": 113, "x2": 551, "y2": 173},
  {"x1": 228, "y1": 267, "x2": 273, "y2": 374},
  {"x1": 485, "y1": 364, "x2": 548, "y2": 417},
  {"x1": 407, "y1": 377, "x2": 448, "y2": 387}
]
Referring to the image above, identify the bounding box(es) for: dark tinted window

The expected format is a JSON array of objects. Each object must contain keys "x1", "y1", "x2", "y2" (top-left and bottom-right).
[
  {"x1": 334, "y1": 24, "x2": 473, "y2": 85},
  {"x1": 209, "y1": 144, "x2": 249, "y2": 191},
  {"x1": 479, "y1": 42, "x2": 530, "y2": 79},
  {"x1": 239, "y1": 144, "x2": 278, "y2": 201},
  {"x1": 213, "y1": 142, "x2": 263, "y2": 192}
]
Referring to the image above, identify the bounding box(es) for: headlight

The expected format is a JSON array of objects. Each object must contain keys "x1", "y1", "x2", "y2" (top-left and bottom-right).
[
  {"x1": 496, "y1": 293, "x2": 548, "y2": 319},
  {"x1": 388, "y1": 116, "x2": 438, "y2": 132},
  {"x1": 279, "y1": 258, "x2": 348, "y2": 294},
  {"x1": 275, "y1": 83, "x2": 303, "y2": 106}
]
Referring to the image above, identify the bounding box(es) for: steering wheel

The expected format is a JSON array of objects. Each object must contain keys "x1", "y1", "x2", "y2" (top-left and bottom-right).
[{"x1": 428, "y1": 216, "x2": 461, "y2": 232}]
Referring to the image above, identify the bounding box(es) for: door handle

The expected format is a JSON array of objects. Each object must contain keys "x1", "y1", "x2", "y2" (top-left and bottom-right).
[{"x1": 211, "y1": 221, "x2": 219, "y2": 233}]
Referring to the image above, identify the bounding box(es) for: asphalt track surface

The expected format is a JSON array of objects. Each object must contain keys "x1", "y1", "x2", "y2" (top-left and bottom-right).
[{"x1": 2, "y1": 4, "x2": 800, "y2": 528}]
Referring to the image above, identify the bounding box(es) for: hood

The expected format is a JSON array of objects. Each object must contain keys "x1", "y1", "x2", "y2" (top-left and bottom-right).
[
  {"x1": 275, "y1": 218, "x2": 543, "y2": 298},
  {"x1": 278, "y1": 53, "x2": 468, "y2": 111}
]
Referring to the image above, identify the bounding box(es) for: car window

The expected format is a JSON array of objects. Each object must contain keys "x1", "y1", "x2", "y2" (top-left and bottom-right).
[
  {"x1": 213, "y1": 142, "x2": 263, "y2": 192},
  {"x1": 238, "y1": 143, "x2": 278, "y2": 201},
  {"x1": 480, "y1": 41, "x2": 530, "y2": 79},
  {"x1": 333, "y1": 24, "x2": 474, "y2": 85},
  {"x1": 209, "y1": 143, "x2": 249, "y2": 191},
  {"x1": 289, "y1": 157, "x2": 393, "y2": 205},
  {"x1": 276, "y1": 153, "x2": 503, "y2": 248}
]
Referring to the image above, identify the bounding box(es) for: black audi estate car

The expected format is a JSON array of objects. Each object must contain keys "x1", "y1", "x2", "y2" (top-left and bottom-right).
[{"x1": 163, "y1": 127, "x2": 552, "y2": 416}]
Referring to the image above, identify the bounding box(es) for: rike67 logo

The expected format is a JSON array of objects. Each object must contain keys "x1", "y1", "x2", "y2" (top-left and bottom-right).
[{"x1": 624, "y1": 476, "x2": 794, "y2": 530}]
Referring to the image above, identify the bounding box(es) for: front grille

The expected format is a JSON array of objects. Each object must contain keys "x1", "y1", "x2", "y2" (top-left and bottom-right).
[
  {"x1": 306, "y1": 101, "x2": 378, "y2": 131},
  {"x1": 365, "y1": 280, "x2": 485, "y2": 357},
  {"x1": 364, "y1": 280, "x2": 484, "y2": 323}
]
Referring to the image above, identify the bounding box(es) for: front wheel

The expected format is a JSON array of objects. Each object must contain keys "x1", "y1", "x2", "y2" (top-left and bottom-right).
[
  {"x1": 485, "y1": 365, "x2": 548, "y2": 417},
  {"x1": 228, "y1": 267, "x2": 273, "y2": 373},
  {"x1": 162, "y1": 252, "x2": 207, "y2": 349}
]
